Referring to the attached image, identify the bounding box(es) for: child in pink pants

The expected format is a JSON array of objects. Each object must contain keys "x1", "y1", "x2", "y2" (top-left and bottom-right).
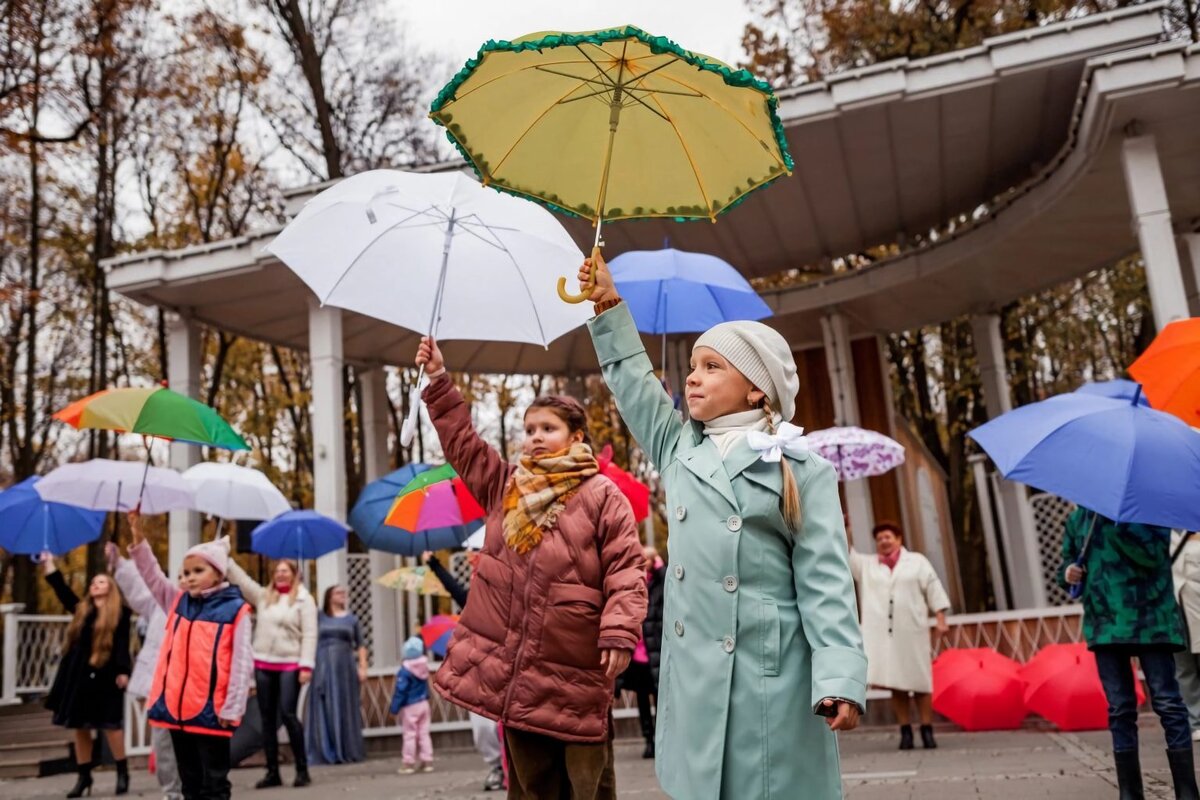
[{"x1": 390, "y1": 636, "x2": 434, "y2": 773}]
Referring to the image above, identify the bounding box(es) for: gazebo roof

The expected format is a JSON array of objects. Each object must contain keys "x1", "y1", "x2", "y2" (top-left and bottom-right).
[{"x1": 105, "y1": 2, "x2": 1199, "y2": 372}]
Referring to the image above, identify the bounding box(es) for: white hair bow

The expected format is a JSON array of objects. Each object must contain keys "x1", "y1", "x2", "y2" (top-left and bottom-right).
[{"x1": 746, "y1": 422, "x2": 809, "y2": 463}]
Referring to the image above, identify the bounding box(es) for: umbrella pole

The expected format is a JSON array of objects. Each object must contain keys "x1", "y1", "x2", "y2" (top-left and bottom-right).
[
  {"x1": 135, "y1": 435, "x2": 154, "y2": 511},
  {"x1": 401, "y1": 211, "x2": 457, "y2": 449},
  {"x1": 1068, "y1": 511, "x2": 1100, "y2": 600}
]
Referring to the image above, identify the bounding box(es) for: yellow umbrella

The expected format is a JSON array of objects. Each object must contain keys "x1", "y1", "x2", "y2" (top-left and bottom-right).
[
  {"x1": 430, "y1": 25, "x2": 792, "y2": 301},
  {"x1": 375, "y1": 566, "x2": 451, "y2": 597}
]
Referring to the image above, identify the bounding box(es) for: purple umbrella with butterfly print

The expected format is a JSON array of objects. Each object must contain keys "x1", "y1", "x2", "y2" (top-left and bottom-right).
[{"x1": 805, "y1": 427, "x2": 906, "y2": 481}]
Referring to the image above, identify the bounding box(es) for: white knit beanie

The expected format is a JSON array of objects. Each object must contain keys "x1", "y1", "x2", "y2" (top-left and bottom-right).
[
  {"x1": 184, "y1": 535, "x2": 231, "y2": 577},
  {"x1": 694, "y1": 321, "x2": 799, "y2": 421}
]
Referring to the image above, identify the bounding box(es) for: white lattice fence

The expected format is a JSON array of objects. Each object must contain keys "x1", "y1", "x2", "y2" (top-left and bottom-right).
[
  {"x1": 13, "y1": 614, "x2": 70, "y2": 693},
  {"x1": 346, "y1": 553, "x2": 374, "y2": 659},
  {"x1": 934, "y1": 605, "x2": 1084, "y2": 663},
  {"x1": 1031, "y1": 493, "x2": 1076, "y2": 606}
]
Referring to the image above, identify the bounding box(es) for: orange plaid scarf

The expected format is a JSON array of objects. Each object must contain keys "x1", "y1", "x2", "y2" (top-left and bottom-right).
[{"x1": 502, "y1": 443, "x2": 598, "y2": 555}]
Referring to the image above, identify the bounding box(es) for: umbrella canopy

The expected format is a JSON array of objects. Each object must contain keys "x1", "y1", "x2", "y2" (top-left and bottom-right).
[
  {"x1": 968, "y1": 391, "x2": 1200, "y2": 530},
  {"x1": 597, "y1": 444, "x2": 650, "y2": 523},
  {"x1": 54, "y1": 386, "x2": 247, "y2": 450},
  {"x1": 350, "y1": 464, "x2": 482, "y2": 557},
  {"x1": 1129, "y1": 317, "x2": 1200, "y2": 426},
  {"x1": 375, "y1": 566, "x2": 450, "y2": 597},
  {"x1": 1020, "y1": 643, "x2": 1145, "y2": 731},
  {"x1": 35, "y1": 459, "x2": 195, "y2": 515},
  {"x1": 385, "y1": 464, "x2": 485, "y2": 531},
  {"x1": 421, "y1": 614, "x2": 459, "y2": 658},
  {"x1": 932, "y1": 648, "x2": 1027, "y2": 731},
  {"x1": 267, "y1": 169, "x2": 588, "y2": 348},
  {"x1": 1074, "y1": 379, "x2": 1149, "y2": 406},
  {"x1": 608, "y1": 248, "x2": 772, "y2": 335},
  {"x1": 464, "y1": 528, "x2": 486, "y2": 550},
  {"x1": 805, "y1": 427, "x2": 906, "y2": 482},
  {"x1": 182, "y1": 462, "x2": 291, "y2": 521},
  {"x1": 0, "y1": 477, "x2": 107, "y2": 556},
  {"x1": 250, "y1": 510, "x2": 348, "y2": 560}
]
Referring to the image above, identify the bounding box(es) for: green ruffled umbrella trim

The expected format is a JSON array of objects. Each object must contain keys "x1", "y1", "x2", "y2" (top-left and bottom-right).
[{"x1": 430, "y1": 25, "x2": 794, "y2": 224}]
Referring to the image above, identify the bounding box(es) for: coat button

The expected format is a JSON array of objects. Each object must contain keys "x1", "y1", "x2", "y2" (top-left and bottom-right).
[
  {"x1": 675, "y1": 505, "x2": 687, "y2": 521},
  {"x1": 674, "y1": 564, "x2": 685, "y2": 580},
  {"x1": 722, "y1": 636, "x2": 736, "y2": 653},
  {"x1": 726, "y1": 515, "x2": 743, "y2": 532},
  {"x1": 723, "y1": 576, "x2": 738, "y2": 593},
  {"x1": 675, "y1": 620, "x2": 685, "y2": 637}
]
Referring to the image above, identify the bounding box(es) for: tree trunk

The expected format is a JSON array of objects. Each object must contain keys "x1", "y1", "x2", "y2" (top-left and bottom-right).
[{"x1": 269, "y1": 0, "x2": 343, "y2": 179}]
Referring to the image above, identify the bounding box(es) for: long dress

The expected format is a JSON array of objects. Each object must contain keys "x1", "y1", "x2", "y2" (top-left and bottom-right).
[
  {"x1": 305, "y1": 612, "x2": 366, "y2": 764},
  {"x1": 43, "y1": 571, "x2": 133, "y2": 730}
]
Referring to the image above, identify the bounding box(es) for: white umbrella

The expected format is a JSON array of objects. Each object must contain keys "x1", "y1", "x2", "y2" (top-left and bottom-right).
[
  {"x1": 35, "y1": 459, "x2": 195, "y2": 515},
  {"x1": 182, "y1": 462, "x2": 291, "y2": 521},
  {"x1": 266, "y1": 169, "x2": 590, "y2": 446}
]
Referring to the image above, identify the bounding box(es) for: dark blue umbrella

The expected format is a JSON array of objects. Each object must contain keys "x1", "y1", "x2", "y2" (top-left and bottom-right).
[
  {"x1": 0, "y1": 476, "x2": 107, "y2": 555},
  {"x1": 250, "y1": 510, "x2": 347, "y2": 560},
  {"x1": 349, "y1": 464, "x2": 481, "y2": 556},
  {"x1": 968, "y1": 389, "x2": 1200, "y2": 530},
  {"x1": 608, "y1": 247, "x2": 772, "y2": 336}
]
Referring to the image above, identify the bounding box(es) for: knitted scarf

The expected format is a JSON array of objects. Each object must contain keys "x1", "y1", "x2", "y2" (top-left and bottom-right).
[{"x1": 502, "y1": 443, "x2": 598, "y2": 555}]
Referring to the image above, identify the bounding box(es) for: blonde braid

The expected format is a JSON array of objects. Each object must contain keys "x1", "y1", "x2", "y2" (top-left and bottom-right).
[{"x1": 762, "y1": 399, "x2": 803, "y2": 532}]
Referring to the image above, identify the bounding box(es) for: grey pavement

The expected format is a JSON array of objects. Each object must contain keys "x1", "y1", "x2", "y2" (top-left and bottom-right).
[{"x1": 3, "y1": 716, "x2": 1191, "y2": 798}]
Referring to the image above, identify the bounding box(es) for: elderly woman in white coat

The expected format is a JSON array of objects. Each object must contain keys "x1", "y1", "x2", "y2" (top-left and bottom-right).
[{"x1": 849, "y1": 521, "x2": 950, "y2": 750}]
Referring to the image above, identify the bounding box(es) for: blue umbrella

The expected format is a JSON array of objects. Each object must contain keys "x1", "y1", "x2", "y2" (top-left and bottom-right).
[
  {"x1": 349, "y1": 464, "x2": 481, "y2": 556},
  {"x1": 250, "y1": 510, "x2": 348, "y2": 560},
  {"x1": 968, "y1": 389, "x2": 1200, "y2": 531},
  {"x1": 608, "y1": 247, "x2": 772, "y2": 336},
  {"x1": 0, "y1": 476, "x2": 107, "y2": 555},
  {"x1": 1074, "y1": 379, "x2": 1149, "y2": 406}
]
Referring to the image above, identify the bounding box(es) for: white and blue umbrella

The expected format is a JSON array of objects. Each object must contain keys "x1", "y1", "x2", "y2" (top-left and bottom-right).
[{"x1": 0, "y1": 477, "x2": 107, "y2": 555}]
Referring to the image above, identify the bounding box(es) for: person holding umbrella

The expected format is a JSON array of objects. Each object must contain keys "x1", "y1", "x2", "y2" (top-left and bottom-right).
[
  {"x1": 40, "y1": 553, "x2": 133, "y2": 798},
  {"x1": 414, "y1": 337, "x2": 647, "y2": 800},
  {"x1": 1061, "y1": 507, "x2": 1199, "y2": 800},
  {"x1": 224, "y1": 557, "x2": 319, "y2": 789}
]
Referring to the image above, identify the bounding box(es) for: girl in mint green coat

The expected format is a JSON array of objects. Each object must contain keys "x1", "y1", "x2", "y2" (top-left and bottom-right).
[{"x1": 584, "y1": 256, "x2": 867, "y2": 800}]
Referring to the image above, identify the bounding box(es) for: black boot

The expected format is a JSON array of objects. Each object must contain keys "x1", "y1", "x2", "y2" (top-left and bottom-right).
[
  {"x1": 114, "y1": 758, "x2": 129, "y2": 795},
  {"x1": 920, "y1": 724, "x2": 937, "y2": 749},
  {"x1": 1167, "y1": 748, "x2": 1200, "y2": 800},
  {"x1": 899, "y1": 725, "x2": 914, "y2": 751},
  {"x1": 292, "y1": 743, "x2": 311, "y2": 787},
  {"x1": 1114, "y1": 750, "x2": 1145, "y2": 800},
  {"x1": 66, "y1": 761, "x2": 93, "y2": 798},
  {"x1": 642, "y1": 738, "x2": 655, "y2": 759},
  {"x1": 255, "y1": 769, "x2": 283, "y2": 789},
  {"x1": 293, "y1": 767, "x2": 312, "y2": 788}
]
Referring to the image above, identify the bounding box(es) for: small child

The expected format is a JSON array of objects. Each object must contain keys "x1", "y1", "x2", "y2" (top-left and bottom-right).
[
  {"x1": 390, "y1": 635, "x2": 433, "y2": 774},
  {"x1": 129, "y1": 510, "x2": 254, "y2": 800}
]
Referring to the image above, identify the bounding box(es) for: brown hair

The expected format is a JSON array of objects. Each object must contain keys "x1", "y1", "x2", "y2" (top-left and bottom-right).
[
  {"x1": 872, "y1": 521, "x2": 904, "y2": 540},
  {"x1": 762, "y1": 399, "x2": 803, "y2": 532},
  {"x1": 64, "y1": 575, "x2": 125, "y2": 668},
  {"x1": 322, "y1": 585, "x2": 342, "y2": 616},
  {"x1": 525, "y1": 395, "x2": 592, "y2": 447},
  {"x1": 265, "y1": 559, "x2": 301, "y2": 605}
]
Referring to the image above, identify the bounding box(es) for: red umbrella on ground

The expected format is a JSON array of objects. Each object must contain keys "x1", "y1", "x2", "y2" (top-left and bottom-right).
[
  {"x1": 933, "y1": 648, "x2": 1027, "y2": 731},
  {"x1": 1020, "y1": 642, "x2": 1145, "y2": 731},
  {"x1": 597, "y1": 445, "x2": 651, "y2": 523}
]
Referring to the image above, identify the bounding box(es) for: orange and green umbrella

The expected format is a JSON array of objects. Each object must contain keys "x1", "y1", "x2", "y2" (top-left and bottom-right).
[
  {"x1": 54, "y1": 385, "x2": 248, "y2": 450},
  {"x1": 385, "y1": 464, "x2": 485, "y2": 531},
  {"x1": 1129, "y1": 318, "x2": 1200, "y2": 427}
]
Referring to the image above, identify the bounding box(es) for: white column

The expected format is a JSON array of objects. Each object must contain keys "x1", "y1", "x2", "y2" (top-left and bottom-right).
[
  {"x1": 969, "y1": 455, "x2": 1010, "y2": 611},
  {"x1": 1181, "y1": 234, "x2": 1200, "y2": 317},
  {"x1": 166, "y1": 313, "x2": 202, "y2": 578},
  {"x1": 970, "y1": 313, "x2": 1047, "y2": 608},
  {"x1": 309, "y1": 302, "x2": 347, "y2": 594},
  {"x1": 361, "y1": 368, "x2": 401, "y2": 667},
  {"x1": 1120, "y1": 134, "x2": 1189, "y2": 328},
  {"x1": 820, "y1": 312, "x2": 874, "y2": 551}
]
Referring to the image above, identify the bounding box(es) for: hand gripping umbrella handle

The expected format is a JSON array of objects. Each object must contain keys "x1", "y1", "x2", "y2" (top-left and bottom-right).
[
  {"x1": 1068, "y1": 560, "x2": 1085, "y2": 600},
  {"x1": 558, "y1": 245, "x2": 601, "y2": 304}
]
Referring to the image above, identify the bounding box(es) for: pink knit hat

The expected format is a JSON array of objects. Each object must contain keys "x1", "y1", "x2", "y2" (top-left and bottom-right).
[{"x1": 184, "y1": 536, "x2": 231, "y2": 577}]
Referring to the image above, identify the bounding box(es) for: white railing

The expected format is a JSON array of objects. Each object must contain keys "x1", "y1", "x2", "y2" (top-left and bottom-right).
[{"x1": 1, "y1": 605, "x2": 71, "y2": 704}]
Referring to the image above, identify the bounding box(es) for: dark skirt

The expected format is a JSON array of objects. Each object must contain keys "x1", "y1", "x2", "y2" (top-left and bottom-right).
[{"x1": 305, "y1": 613, "x2": 366, "y2": 764}]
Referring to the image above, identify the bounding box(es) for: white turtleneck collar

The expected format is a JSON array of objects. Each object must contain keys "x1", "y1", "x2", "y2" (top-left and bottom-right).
[{"x1": 702, "y1": 409, "x2": 773, "y2": 459}]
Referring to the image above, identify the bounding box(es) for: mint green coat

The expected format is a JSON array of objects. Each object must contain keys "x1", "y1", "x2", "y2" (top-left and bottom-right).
[{"x1": 590, "y1": 305, "x2": 867, "y2": 800}]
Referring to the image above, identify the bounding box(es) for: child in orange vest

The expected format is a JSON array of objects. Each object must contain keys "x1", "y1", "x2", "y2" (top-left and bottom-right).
[{"x1": 129, "y1": 510, "x2": 253, "y2": 800}]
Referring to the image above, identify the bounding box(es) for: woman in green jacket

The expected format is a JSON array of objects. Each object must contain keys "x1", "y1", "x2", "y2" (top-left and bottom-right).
[{"x1": 583, "y1": 254, "x2": 867, "y2": 800}]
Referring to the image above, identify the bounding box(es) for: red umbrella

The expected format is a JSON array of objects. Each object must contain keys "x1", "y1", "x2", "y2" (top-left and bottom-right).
[
  {"x1": 421, "y1": 614, "x2": 459, "y2": 658},
  {"x1": 1020, "y1": 642, "x2": 1145, "y2": 731},
  {"x1": 597, "y1": 444, "x2": 651, "y2": 523},
  {"x1": 932, "y1": 648, "x2": 1027, "y2": 731}
]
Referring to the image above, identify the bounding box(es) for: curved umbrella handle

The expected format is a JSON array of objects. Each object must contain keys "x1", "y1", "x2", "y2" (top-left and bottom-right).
[
  {"x1": 557, "y1": 246, "x2": 600, "y2": 304},
  {"x1": 400, "y1": 385, "x2": 421, "y2": 448}
]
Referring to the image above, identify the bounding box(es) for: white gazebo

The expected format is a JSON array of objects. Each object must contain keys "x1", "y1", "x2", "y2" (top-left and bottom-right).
[{"x1": 103, "y1": 1, "x2": 1200, "y2": 659}]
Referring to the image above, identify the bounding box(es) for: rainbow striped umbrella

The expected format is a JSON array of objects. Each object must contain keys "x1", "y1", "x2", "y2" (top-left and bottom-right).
[
  {"x1": 385, "y1": 464, "x2": 484, "y2": 532},
  {"x1": 55, "y1": 386, "x2": 248, "y2": 450}
]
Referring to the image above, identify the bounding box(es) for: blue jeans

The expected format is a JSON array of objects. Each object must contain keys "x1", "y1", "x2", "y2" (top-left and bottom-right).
[{"x1": 1095, "y1": 647, "x2": 1192, "y2": 752}]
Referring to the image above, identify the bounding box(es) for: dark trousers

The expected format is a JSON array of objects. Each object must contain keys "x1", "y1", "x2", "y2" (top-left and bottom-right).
[
  {"x1": 169, "y1": 729, "x2": 231, "y2": 800},
  {"x1": 1095, "y1": 647, "x2": 1192, "y2": 752},
  {"x1": 621, "y1": 661, "x2": 657, "y2": 742},
  {"x1": 504, "y1": 725, "x2": 615, "y2": 800},
  {"x1": 255, "y1": 668, "x2": 307, "y2": 771}
]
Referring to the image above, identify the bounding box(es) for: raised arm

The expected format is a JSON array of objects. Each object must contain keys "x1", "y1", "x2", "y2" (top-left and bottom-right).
[
  {"x1": 111, "y1": 548, "x2": 160, "y2": 620},
  {"x1": 423, "y1": 552, "x2": 469, "y2": 608},
  {"x1": 223, "y1": 559, "x2": 266, "y2": 607},
  {"x1": 41, "y1": 558, "x2": 78, "y2": 614},
  {"x1": 790, "y1": 460, "x2": 868, "y2": 713},
  {"x1": 130, "y1": 540, "x2": 181, "y2": 613},
  {"x1": 422, "y1": 373, "x2": 514, "y2": 513}
]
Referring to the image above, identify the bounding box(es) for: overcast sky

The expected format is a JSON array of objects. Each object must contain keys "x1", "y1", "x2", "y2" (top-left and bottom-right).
[{"x1": 391, "y1": 0, "x2": 753, "y2": 67}]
